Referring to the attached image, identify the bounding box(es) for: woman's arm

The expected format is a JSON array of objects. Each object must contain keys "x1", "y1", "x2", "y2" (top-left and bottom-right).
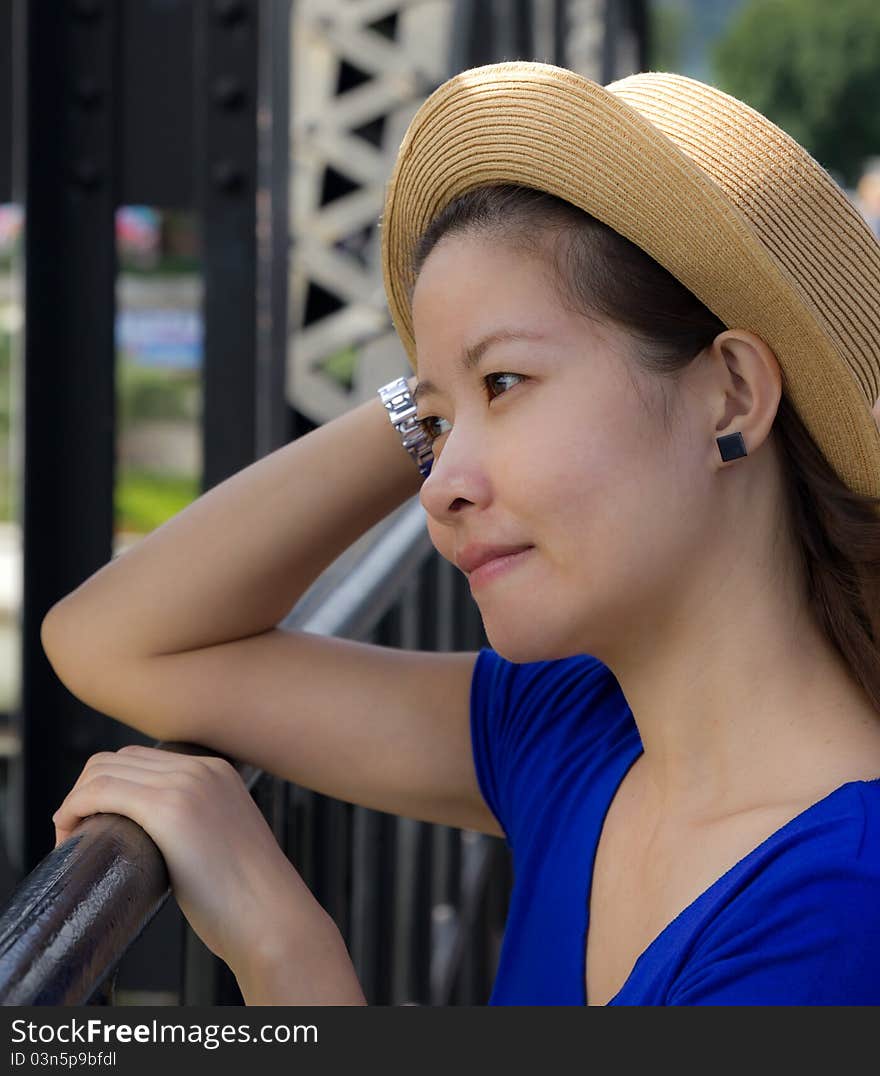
[
  {"x1": 42, "y1": 386, "x2": 423, "y2": 687},
  {"x1": 234, "y1": 914, "x2": 368, "y2": 1005},
  {"x1": 52, "y1": 743, "x2": 370, "y2": 1005},
  {"x1": 39, "y1": 380, "x2": 499, "y2": 837}
]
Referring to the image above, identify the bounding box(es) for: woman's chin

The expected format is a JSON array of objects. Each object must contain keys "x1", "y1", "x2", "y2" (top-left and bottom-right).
[{"x1": 481, "y1": 623, "x2": 580, "y2": 665}]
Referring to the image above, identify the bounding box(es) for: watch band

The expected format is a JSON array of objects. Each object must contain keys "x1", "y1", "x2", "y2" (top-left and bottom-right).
[{"x1": 377, "y1": 376, "x2": 434, "y2": 478}]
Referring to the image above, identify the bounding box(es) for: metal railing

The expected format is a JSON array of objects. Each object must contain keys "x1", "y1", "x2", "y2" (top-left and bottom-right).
[{"x1": 0, "y1": 500, "x2": 511, "y2": 1005}]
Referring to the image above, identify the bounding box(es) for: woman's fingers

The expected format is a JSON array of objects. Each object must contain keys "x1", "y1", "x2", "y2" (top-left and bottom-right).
[
  {"x1": 60, "y1": 746, "x2": 226, "y2": 803},
  {"x1": 51, "y1": 747, "x2": 230, "y2": 847},
  {"x1": 47, "y1": 743, "x2": 331, "y2": 974},
  {"x1": 84, "y1": 745, "x2": 205, "y2": 775},
  {"x1": 115, "y1": 745, "x2": 234, "y2": 777},
  {"x1": 52, "y1": 771, "x2": 166, "y2": 846}
]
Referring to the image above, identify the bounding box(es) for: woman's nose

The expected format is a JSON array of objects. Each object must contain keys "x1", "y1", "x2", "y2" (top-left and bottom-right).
[{"x1": 419, "y1": 438, "x2": 492, "y2": 524}]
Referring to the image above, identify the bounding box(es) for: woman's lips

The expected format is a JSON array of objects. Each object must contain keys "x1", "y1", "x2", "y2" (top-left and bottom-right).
[{"x1": 466, "y1": 546, "x2": 534, "y2": 589}]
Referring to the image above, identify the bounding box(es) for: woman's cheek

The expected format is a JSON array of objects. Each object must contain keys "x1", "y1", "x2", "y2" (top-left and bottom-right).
[{"x1": 426, "y1": 517, "x2": 456, "y2": 566}]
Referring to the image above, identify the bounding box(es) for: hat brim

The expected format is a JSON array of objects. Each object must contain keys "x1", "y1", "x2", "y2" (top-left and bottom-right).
[{"x1": 381, "y1": 62, "x2": 880, "y2": 501}]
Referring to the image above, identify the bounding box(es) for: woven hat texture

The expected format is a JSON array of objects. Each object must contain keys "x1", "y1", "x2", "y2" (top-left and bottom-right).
[{"x1": 380, "y1": 61, "x2": 880, "y2": 502}]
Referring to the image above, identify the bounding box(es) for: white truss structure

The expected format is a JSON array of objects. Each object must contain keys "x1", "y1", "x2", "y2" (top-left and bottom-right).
[
  {"x1": 288, "y1": 0, "x2": 455, "y2": 423},
  {"x1": 287, "y1": 0, "x2": 611, "y2": 424}
]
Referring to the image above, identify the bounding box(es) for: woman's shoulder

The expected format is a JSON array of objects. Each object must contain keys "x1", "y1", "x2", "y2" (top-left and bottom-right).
[
  {"x1": 472, "y1": 646, "x2": 633, "y2": 738},
  {"x1": 663, "y1": 779, "x2": 880, "y2": 1003},
  {"x1": 473, "y1": 646, "x2": 622, "y2": 704},
  {"x1": 759, "y1": 776, "x2": 880, "y2": 872},
  {"x1": 852, "y1": 776, "x2": 880, "y2": 864},
  {"x1": 718, "y1": 777, "x2": 880, "y2": 923}
]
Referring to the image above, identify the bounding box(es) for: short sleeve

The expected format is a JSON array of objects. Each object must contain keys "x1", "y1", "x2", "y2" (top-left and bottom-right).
[{"x1": 469, "y1": 647, "x2": 620, "y2": 852}]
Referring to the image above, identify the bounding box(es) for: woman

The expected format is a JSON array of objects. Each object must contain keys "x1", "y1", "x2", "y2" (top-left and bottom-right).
[{"x1": 43, "y1": 62, "x2": 880, "y2": 1005}]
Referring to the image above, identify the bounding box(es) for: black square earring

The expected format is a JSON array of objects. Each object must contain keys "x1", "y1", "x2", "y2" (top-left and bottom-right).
[{"x1": 716, "y1": 432, "x2": 747, "y2": 462}]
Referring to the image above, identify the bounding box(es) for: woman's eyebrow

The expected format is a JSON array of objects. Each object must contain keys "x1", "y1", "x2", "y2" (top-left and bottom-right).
[{"x1": 413, "y1": 328, "x2": 546, "y2": 403}]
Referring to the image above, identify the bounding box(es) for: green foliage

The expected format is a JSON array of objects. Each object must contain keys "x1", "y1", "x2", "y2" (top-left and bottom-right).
[
  {"x1": 117, "y1": 360, "x2": 200, "y2": 425},
  {"x1": 712, "y1": 0, "x2": 880, "y2": 185},
  {"x1": 0, "y1": 329, "x2": 11, "y2": 520},
  {"x1": 649, "y1": 1, "x2": 687, "y2": 73},
  {"x1": 320, "y1": 345, "x2": 358, "y2": 390},
  {"x1": 0, "y1": 463, "x2": 10, "y2": 521},
  {"x1": 115, "y1": 361, "x2": 201, "y2": 532},
  {"x1": 115, "y1": 469, "x2": 199, "y2": 534},
  {"x1": 0, "y1": 290, "x2": 205, "y2": 525},
  {"x1": 0, "y1": 328, "x2": 10, "y2": 431},
  {"x1": 118, "y1": 252, "x2": 200, "y2": 276}
]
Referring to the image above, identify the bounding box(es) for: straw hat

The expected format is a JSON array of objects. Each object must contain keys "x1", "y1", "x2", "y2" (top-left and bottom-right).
[{"x1": 380, "y1": 61, "x2": 880, "y2": 502}]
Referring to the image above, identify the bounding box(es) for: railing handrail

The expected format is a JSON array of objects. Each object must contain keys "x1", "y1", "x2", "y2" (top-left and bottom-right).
[
  {"x1": 0, "y1": 497, "x2": 433, "y2": 1005},
  {"x1": 282, "y1": 498, "x2": 434, "y2": 637}
]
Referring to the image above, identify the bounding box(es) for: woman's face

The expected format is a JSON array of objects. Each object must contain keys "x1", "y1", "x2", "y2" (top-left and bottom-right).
[{"x1": 411, "y1": 231, "x2": 712, "y2": 664}]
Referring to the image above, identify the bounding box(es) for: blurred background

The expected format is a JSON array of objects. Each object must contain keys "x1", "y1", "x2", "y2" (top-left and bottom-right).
[{"x1": 1, "y1": 0, "x2": 879, "y2": 1004}]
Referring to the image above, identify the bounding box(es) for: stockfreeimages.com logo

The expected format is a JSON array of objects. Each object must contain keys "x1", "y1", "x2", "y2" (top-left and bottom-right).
[{"x1": 11, "y1": 1018, "x2": 318, "y2": 1051}]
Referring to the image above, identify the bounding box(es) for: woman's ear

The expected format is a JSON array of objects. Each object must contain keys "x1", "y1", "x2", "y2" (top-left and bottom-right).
[{"x1": 705, "y1": 329, "x2": 782, "y2": 456}]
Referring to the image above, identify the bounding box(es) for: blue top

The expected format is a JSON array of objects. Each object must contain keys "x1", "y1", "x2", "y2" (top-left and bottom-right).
[{"x1": 470, "y1": 647, "x2": 880, "y2": 1005}]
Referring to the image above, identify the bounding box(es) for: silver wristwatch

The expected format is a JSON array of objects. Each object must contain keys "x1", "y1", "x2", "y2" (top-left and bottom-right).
[{"x1": 377, "y1": 376, "x2": 434, "y2": 478}]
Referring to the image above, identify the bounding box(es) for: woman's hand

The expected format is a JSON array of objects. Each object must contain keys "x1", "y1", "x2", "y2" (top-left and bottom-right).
[{"x1": 51, "y1": 744, "x2": 364, "y2": 1002}]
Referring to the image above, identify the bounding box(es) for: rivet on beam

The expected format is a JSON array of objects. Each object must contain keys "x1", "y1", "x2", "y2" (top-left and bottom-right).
[
  {"x1": 71, "y1": 159, "x2": 104, "y2": 190},
  {"x1": 211, "y1": 161, "x2": 245, "y2": 193},
  {"x1": 70, "y1": 0, "x2": 103, "y2": 20},
  {"x1": 213, "y1": 76, "x2": 246, "y2": 110},
  {"x1": 73, "y1": 77, "x2": 104, "y2": 109},
  {"x1": 213, "y1": 0, "x2": 246, "y2": 26}
]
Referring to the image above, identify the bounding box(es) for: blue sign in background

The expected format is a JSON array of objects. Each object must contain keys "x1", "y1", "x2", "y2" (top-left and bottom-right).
[{"x1": 116, "y1": 309, "x2": 203, "y2": 370}]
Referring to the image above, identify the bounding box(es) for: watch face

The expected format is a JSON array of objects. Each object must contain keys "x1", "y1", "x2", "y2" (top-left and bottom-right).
[
  {"x1": 382, "y1": 382, "x2": 415, "y2": 422},
  {"x1": 379, "y1": 377, "x2": 432, "y2": 476}
]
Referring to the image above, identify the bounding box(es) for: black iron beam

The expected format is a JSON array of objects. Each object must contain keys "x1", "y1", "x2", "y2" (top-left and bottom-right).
[
  {"x1": 453, "y1": 0, "x2": 536, "y2": 68},
  {"x1": 195, "y1": 0, "x2": 260, "y2": 492},
  {"x1": 0, "y1": 0, "x2": 11, "y2": 202},
  {"x1": 16, "y1": 0, "x2": 122, "y2": 877},
  {"x1": 255, "y1": 0, "x2": 291, "y2": 458},
  {"x1": 554, "y1": 0, "x2": 567, "y2": 67},
  {"x1": 602, "y1": 0, "x2": 618, "y2": 83},
  {"x1": 182, "y1": 1, "x2": 287, "y2": 989},
  {"x1": 631, "y1": 0, "x2": 650, "y2": 72},
  {"x1": 603, "y1": 0, "x2": 649, "y2": 82},
  {"x1": 118, "y1": 0, "x2": 195, "y2": 209}
]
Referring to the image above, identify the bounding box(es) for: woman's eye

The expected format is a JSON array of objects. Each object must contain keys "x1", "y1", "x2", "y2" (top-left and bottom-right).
[
  {"x1": 484, "y1": 372, "x2": 524, "y2": 399},
  {"x1": 417, "y1": 373, "x2": 524, "y2": 440},
  {"x1": 419, "y1": 415, "x2": 452, "y2": 440}
]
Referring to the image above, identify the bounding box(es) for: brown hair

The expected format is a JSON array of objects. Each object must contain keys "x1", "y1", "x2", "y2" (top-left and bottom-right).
[{"x1": 412, "y1": 184, "x2": 880, "y2": 714}]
